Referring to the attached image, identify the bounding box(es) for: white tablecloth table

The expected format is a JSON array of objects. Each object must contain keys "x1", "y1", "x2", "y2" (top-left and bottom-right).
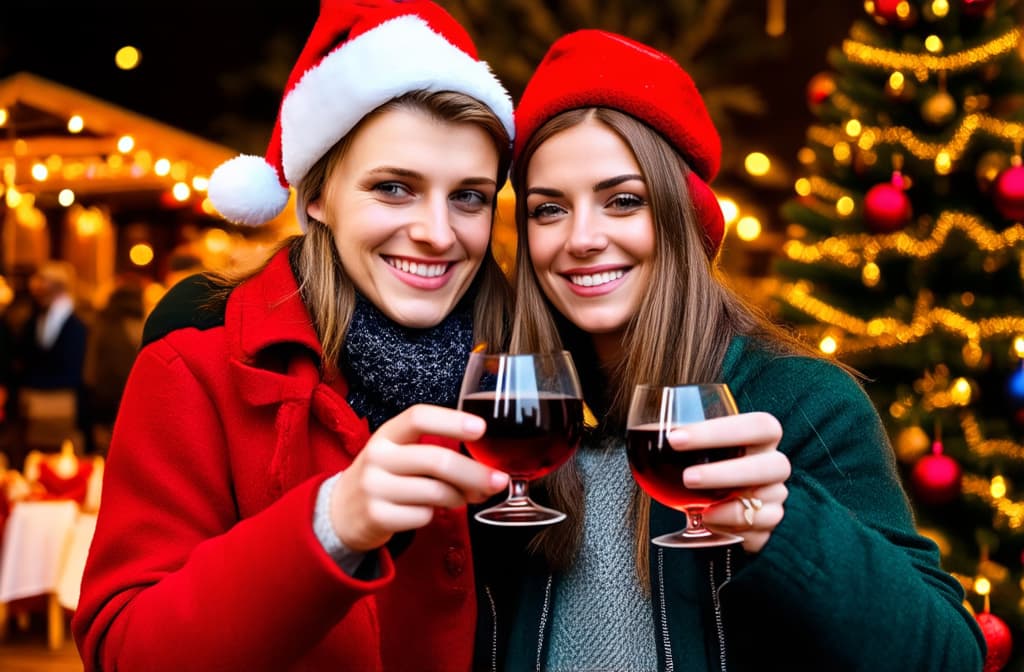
[
  {"x1": 57, "y1": 511, "x2": 97, "y2": 610},
  {"x1": 0, "y1": 499, "x2": 78, "y2": 603}
]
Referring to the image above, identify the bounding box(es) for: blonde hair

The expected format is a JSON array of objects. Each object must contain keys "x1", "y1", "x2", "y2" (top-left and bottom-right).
[
  {"x1": 511, "y1": 108, "x2": 818, "y2": 581},
  {"x1": 208, "y1": 90, "x2": 513, "y2": 371}
]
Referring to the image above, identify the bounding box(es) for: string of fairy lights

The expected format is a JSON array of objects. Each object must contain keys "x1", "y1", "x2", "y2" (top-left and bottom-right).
[{"x1": 843, "y1": 25, "x2": 1022, "y2": 77}]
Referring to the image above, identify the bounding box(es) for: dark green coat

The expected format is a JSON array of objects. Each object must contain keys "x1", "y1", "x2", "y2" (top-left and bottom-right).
[{"x1": 473, "y1": 336, "x2": 984, "y2": 671}]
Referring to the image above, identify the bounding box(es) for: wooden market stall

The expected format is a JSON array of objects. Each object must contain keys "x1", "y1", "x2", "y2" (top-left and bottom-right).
[{"x1": 0, "y1": 71, "x2": 295, "y2": 310}]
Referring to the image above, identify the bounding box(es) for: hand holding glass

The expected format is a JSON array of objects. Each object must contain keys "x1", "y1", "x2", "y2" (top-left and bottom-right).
[
  {"x1": 458, "y1": 351, "x2": 583, "y2": 525},
  {"x1": 626, "y1": 383, "x2": 745, "y2": 548}
]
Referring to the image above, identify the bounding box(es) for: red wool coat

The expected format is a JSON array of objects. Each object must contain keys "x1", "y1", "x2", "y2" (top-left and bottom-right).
[{"x1": 72, "y1": 248, "x2": 478, "y2": 671}]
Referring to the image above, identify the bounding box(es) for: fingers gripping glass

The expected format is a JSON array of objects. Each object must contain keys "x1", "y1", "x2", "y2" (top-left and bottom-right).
[
  {"x1": 626, "y1": 383, "x2": 745, "y2": 548},
  {"x1": 459, "y1": 351, "x2": 584, "y2": 526}
]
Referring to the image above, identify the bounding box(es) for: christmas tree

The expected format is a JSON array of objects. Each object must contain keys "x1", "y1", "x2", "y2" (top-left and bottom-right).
[{"x1": 773, "y1": 1, "x2": 1024, "y2": 669}]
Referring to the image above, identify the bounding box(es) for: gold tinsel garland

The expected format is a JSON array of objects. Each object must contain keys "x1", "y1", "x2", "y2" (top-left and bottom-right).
[
  {"x1": 779, "y1": 282, "x2": 1024, "y2": 353},
  {"x1": 962, "y1": 413, "x2": 1024, "y2": 461},
  {"x1": 842, "y1": 26, "x2": 1022, "y2": 79},
  {"x1": 785, "y1": 211, "x2": 1024, "y2": 266},
  {"x1": 963, "y1": 474, "x2": 1024, "y2": 529},
  {"x1": 807, "y1": 114, "x2": 1024, "y2": 164}
]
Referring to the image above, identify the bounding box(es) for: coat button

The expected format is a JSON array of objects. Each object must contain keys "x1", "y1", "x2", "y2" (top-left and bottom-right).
[{"x1": 444, "y1": 546, "x2": 465, "y2": 577}]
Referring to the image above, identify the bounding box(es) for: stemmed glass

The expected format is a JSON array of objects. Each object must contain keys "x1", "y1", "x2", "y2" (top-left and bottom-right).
[
  {"x1": 459, "y1": 351, "x2": 584, "y2": 526},
  {"x1": 626, "y1": 383, "x2": 745, "y2": 548}
]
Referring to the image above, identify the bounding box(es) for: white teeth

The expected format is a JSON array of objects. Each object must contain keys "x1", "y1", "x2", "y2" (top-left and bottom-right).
[
  {"x1": 385, "y1": 257, "x2": 448, "y2": 278},
  {"x1": 569, "y1": 269, "x2": 626, "y2": 287}
]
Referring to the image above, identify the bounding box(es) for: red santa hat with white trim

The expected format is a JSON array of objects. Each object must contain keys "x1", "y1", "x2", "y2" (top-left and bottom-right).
[
  {"x1": 209, "y1": 0, "x2": 514, "y2": 227},
  {"x1": 514, "y1": 29, "x2": 725, "y2": 257}
]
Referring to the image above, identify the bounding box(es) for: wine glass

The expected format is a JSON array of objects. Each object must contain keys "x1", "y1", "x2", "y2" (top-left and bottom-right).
[
  {"x1": 459, "y1": 351, "x2": 584, "y2": 526},
  {"x1": 626, "y1": 383, "x2": 745, "y2": 548}
]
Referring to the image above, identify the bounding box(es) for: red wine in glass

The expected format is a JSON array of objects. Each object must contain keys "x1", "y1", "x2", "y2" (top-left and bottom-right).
[
  {"x1": 461, "y1": 393, "x2": 582, "y2": 479},
  {"x1": 627, "y1": 426, "x2": 744, "y2": 507},
  {"x1": 459, "y1": 351, "x2": 583, "y2": 526},
  {"x1": 626, "y1": 383, "x2": 745, "y2": 548}
]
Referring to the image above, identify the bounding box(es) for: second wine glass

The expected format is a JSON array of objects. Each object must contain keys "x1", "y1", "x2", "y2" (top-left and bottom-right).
[
  {"x1": 626, "y1": 383, "x2": 745, "y2": 548},
  {"x1": 459, "y1": 351, "x2": 583, "y2": 526}
]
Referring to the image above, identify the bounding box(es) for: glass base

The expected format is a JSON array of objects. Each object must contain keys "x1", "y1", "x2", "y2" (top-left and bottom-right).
[
  {"x1": 474, "y1": 498, "x2": 566, "y2": 527},
  {"x1": 652, "y1": 529, "x2": 743, "y2": 548}
]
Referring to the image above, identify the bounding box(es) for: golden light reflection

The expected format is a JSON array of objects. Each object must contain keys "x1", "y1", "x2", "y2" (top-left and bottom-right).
[
  {"x1": 115, "y1": 46, "x2": 141, "y2": 70},
  {"x1": 129, "y1": 243, "x2": 154, "y2": 266}
]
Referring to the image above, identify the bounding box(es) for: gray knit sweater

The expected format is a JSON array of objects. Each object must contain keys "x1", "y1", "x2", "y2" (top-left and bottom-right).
[{"x1": 546, "y1": 437, "x2": 658, "y2": 672}]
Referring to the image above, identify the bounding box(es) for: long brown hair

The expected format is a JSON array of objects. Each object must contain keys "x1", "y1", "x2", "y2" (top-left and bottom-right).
[
  {"x1": 207, "y1": 90, "x2": 513, "y2": 370},
  {"x1": 510, "y1": 108, "x2": 818, "y2": 581}
]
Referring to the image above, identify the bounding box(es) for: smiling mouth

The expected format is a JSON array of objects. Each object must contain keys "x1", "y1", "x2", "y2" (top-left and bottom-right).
[
  {"x1": 383, "y1": 256, "x2": 452, "y2": 278},
  {"x1": 566, "y1": 269, "x2": 627, "y2": 287}
]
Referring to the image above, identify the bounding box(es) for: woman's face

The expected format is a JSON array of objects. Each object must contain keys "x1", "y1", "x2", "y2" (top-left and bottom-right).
[
  {"x1": 525, "y1": 119, "x2": 655, "y2": 342},
  {"x1": 307, "y1": 107, "x2": 499, "y2": 328}
]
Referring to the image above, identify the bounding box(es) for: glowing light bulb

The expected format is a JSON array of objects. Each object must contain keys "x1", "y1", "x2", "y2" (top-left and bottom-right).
[
  {"x1": 717, "y1": 197, "x2": 739, "y2": 225},
  {"x1": 115, "y1": 46, "x2": 141, "y2": 70},
  {"x1": 736, "y1": 216, "x2": 761, "y2": 241},
  {"x1": 129, "y1": 243, "x2": 154, "y2": 266},
  {"x1": 744, "y1": 152, "x2": 771, "y2": 177}
]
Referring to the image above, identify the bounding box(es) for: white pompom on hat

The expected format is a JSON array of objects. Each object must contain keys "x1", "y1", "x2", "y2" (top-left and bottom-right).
[{"x1": 209, "y1": 0, "x2": 514, "y2": 228}]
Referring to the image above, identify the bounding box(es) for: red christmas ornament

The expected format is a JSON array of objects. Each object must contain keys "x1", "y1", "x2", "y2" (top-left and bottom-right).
[
  {"x1": 871, "y1": 0, "x2": 917, "y2": 25},
  {"x1": 962, "y1": 0, "x2": 996, "y2": 18},
  {"x1": 864, "y1": 172, "x2": 912, "y2": 232},
  {"x1": 873, "y1": 0, "x2": 904, "y2": 21},
  {"x1": 911, "y1": 441, "x2": 962, "y2": 504},
  {"x1": 993, "y1": 164, "x2": 1024, "y2": 221},
  {"x1": 806, "y1": 72, "x2": 836, "y2": 110},
  {"x1": 976, "y1": 612, "x2": 1012, "y2": 672}
]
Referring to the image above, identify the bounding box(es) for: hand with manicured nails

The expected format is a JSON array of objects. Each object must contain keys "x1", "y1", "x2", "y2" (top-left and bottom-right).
[
  {"x1": 330, "y1": 404, "x2": 510, "y2": 552},
  {"x1": 669, "y1": 411, "x2": 791, "y2": 554}
]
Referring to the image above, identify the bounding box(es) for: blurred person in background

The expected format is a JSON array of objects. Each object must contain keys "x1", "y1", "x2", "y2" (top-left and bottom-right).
[
  {"x1": 7, "y1": 261, "x2": 88, "y2": 469},
  {"x1": 82, "y1": 278, "x2": 146, "y2": 456}
]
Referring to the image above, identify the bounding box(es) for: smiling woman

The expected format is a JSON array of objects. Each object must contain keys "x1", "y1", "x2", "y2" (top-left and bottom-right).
[
  {"x1": 306, "y1": 101, "x2": 501, "y2": 329},
  {"x1": 475, "y1": 28, "x2": 987, "y2": 672},
  {"x1": 70, "y1": 2, "x2": 519, "y2": 671}
]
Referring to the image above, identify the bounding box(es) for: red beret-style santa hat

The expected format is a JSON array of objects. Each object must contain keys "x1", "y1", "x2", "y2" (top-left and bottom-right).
[
  {"x1": 515, "y1": 30, "x2": 726, "y2": 255},
  {"x1": 209, "y1": 0, "x2": 514, "y2": 227}
]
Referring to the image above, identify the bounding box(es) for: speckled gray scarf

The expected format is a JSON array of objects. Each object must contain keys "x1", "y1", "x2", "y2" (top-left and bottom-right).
[{"x1": 342, "y1": 294, "x2": 474, "y2": 431}]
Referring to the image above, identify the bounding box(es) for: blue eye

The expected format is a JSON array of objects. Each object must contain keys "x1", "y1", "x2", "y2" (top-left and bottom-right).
[
  {"x1": 528, "y1": 203, "x2": 566, "y2": 220},
  {"x1": 374, "y1": 182, "x2": 412, "y2": 199},
  {"x1": 451, "y1": 190, "x2": 488, "y2": 213},
  {"x1": 607, "y1": 193, "x2": 645, "y2": 211}
]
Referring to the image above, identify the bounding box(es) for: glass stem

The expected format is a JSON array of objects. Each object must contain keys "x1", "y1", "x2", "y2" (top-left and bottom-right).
[
  {"x1": 684, "y1": 509, "x2": 711, "y2": 537},
  {"x1": 507, "y1": 479, "x2": 530, "y2": 506}
]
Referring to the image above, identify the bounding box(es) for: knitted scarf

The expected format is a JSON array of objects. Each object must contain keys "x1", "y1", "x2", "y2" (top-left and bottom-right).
[{"x1": 341, "y1": 294, "x2": 475, "y2": 431}]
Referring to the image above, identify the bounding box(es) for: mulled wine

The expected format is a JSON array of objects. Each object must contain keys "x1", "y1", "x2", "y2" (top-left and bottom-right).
[
  {"x1": 626, "y1": 425, "x2": 744, "y2": 509},
  {"x1": 461, "y1": 392, "x2": 582, "y2": 479}
]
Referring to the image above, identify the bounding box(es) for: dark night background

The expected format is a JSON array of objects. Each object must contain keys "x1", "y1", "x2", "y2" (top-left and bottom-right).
[{"x1": 0, "y1": 1, "x2": 862, "y2": 178}]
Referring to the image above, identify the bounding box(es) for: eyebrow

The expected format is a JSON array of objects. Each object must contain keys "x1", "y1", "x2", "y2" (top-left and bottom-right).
[
  {"x1": 594, "y1": 174, "x2": 644, "y2": 191},
  {"x1": 526, "y1": 174, "x2": 645, "y2": 198},
  {"x1": 368, "y1": 166, "x2": 496, "y2": 188}
]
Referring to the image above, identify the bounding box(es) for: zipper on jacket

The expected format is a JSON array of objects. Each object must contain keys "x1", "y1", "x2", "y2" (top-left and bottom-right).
[
  {"x1": 485, "y1": 585, "x2": 498, "y2": 672},
  {"x1": 656, "y1": 548, "x2": 675, "y2": 672},
  {"x1": 535, "y1": 574, "x2": 554, "y2": 672},
  {"x1": 709, "y1": 548, "x2": 733, "y2": 672}
]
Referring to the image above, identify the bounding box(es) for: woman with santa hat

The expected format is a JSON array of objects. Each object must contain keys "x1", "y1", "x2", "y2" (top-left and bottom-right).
[
  {"x1": 73, "y1": 1, "x2": 515, "y2": 669},
  {"x1": 473, "y1": 29, "x2": 985, "y2": 671}
]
